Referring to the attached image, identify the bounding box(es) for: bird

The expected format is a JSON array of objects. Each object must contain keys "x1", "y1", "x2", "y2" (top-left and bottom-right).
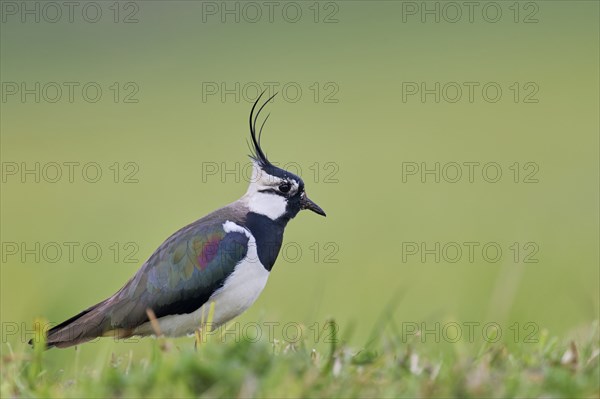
[{"x1": 37, "y1": 92, "x2": 326, "y2": 349}]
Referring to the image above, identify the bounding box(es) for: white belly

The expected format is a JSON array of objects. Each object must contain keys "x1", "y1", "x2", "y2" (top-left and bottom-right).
[{"x1": 134, "y1": 221, "x2": 269, "y2": 337}]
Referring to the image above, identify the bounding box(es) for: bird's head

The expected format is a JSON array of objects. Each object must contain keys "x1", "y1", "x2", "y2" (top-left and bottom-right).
[{"x1": 243, "y1": 92, "x2": 326, "y2": 222}]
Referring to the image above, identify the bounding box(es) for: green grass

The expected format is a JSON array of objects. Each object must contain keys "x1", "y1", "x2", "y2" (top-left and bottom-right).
[{"x1": 2, "y1": 321, "x2": 598, "y2": 398}]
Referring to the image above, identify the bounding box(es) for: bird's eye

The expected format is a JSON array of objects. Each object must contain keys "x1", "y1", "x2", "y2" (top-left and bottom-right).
[{"x1": 279, "y1": 182, "x2": 291, "y2": 193}]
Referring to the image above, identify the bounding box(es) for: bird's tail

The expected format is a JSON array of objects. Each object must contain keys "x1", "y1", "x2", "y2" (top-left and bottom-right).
[{"x1": 32, "y1": 302, "x2": 110, "y2": 349}]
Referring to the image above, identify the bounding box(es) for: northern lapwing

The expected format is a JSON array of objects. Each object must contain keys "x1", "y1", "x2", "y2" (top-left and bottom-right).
[{"x1": 38, "y1": 93, "x2": 326, "y2": 348}]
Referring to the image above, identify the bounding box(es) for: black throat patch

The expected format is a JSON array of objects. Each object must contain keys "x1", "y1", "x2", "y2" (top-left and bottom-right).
[{"x1": 244, "y1": 212, "x2": 288, "y2": 271}]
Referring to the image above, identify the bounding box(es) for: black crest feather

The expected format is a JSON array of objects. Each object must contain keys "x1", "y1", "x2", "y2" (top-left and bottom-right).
[{"x1": 248, "y1": 91, "x2": 277, "y2": 167}]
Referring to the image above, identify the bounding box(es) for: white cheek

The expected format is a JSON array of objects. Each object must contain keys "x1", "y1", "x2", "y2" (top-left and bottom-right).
[{"x1": 248, "y1": 192, "x2": 287, "y2": 220}]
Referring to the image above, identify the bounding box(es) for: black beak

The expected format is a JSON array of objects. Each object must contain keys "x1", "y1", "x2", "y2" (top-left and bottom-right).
[{"x1": 300, "y1": 193, "x2": 326, "y2": 217}]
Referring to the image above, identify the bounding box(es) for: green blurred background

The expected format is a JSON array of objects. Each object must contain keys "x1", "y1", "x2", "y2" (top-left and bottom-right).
[{"x1": 1, "y1": 1, "x2": 598, "y2": 364}]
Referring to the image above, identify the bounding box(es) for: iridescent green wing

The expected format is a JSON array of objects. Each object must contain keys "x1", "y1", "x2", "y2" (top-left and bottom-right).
[{"x1": 107, "y1": 221, "x2": 249, "y2": 328}]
